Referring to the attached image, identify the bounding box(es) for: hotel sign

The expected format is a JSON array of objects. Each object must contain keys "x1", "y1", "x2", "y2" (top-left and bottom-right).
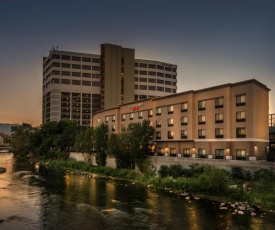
[{"x1": 128, "y1": 103, "x2": 143, "y2": 111}]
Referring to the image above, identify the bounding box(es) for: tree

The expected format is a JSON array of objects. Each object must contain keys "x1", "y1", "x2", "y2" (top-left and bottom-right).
[
  {"x1": 94, "y1": 123, "x2": 108, "y2": 166},
  {"x1": 10, "y1": 123, "x2": 34, "y2": 158}
]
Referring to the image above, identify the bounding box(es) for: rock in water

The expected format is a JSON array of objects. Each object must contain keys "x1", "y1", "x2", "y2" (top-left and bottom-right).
[{"x1": 0, "y1": 167, "x2": 6, "y2": 174}]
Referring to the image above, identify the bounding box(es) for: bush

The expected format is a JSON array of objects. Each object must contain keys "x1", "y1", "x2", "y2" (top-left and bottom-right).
[
  {"x1": 254, "y1": 168, "x2": 275, "y2": 181},
  {"x1": 159, "y1": 165, "x2": 170, "y2": 178},
  {"x1": 169, "y1": 165, "x2": 185, "y2": 178}
]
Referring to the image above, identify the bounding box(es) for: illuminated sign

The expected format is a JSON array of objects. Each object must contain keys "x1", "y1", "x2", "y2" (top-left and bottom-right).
[{"x1": 128, "y1": 103, "x2": 143, "y2": 111}]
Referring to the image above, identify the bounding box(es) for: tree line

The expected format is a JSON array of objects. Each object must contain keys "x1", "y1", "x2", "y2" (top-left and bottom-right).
[{"x1": 10, "y1": 119, "x2": 154, "y2": 171}]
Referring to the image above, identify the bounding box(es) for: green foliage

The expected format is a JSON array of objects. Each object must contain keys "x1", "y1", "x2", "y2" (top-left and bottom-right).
[
  {"x1": 169, "y1": 165, "x2": 185, "y2": 178},
  {"x1": 198, "y1": 166, "x2": 231, "y2": 195},
  {"x1": 10, "y1": 123, "x2": 34, "y2": 157},
  {"x1": 253, "y1": 168, "x2": 275, "y2": 181},
  {"x1": 94, "y1": 123, "x2": 108, "y2": 166},
  {"x1": 159, "y1": 165, "x2": 170, "y2": 178}
]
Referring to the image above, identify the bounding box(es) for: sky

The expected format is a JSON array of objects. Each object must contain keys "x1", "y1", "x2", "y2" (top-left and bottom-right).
[{"x1": 0, "y1": 0, "x2": 274, "y2": 126}]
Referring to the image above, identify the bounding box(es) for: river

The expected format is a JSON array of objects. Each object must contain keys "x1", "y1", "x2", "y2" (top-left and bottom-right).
[{"x1": 0, "y1": 153, "x2": 274, "y2": 230}]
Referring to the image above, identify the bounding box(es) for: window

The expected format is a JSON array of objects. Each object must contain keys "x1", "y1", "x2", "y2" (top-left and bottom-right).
[
  {"x1": 61, "y1": 55, "x2": 71, "y2": 60},
  {"x1": 139, "y1": 63, "x2": 147, "y2": 68},
  {"x1": 215, "y1": 113, "x2": 224, "y2": 123},
  {"x1": 183, "y1": 148, "x2": 190, "y2": 157},
  {"x1": 168, "y1": 131, "x2": 174, "y2": 139},
  {"x1": 157, "y1": 65, "x2": 164, "y2": 70},
  {"x1": 156, "y1": 120, "x2": 161, "y2": 128},
  {"x1": 156, "y1": 132, "x2": 161, "y2": 140},
  {"x1": 72, "y1": 72, "x2": 81, "y2": 77},
  {"x1": 138, "y1": 111, "x2": 143, "y2": 119},
  {"x1": 130, "y1": 113, "x2": 134, "y2": 120},
  {"x1": 181, "y1": 116, "x2": 188, "y2": 125},
  {"x1": 181, "y1": 102, "x2": 188, "y2": 112},
  {"x1": 61, "y1": 63, "x2": 71, "y2": 68},
  {"x1": 92, "y1": 58, "x2": 101, "y2": 63},
  {"x1": 139, "y1": 70, "x2": 147, "y2": 75},
  {"x1": 92, "y1": 81, "x2": 100, "y2": 87},
  {"x1": 112, "y1": 115, "x2": 115, "y2": 122},
  {"x1": 82, "y1": 65, "x2": 91, "y2": 70},
  {"x1": 97, "y1": 118, "x2": 100, "y2": 123},
  {"x1": 92, "y1": 66, "x2": 100, "y2": 71},
  {"x1": 236, "y1": 149, "x2": 246, "y2": 160},
  {"x1": 198, "y1": 129, "x2": 206, "y2": 139},
  {"x1": 198, "y1": 149, "x2": 206, "y2": 158},
  {"x1": 236, "y1": 111, "x2": 246, "y2": 122},
  {"x1": 168, "y1": 118, "x2": 174, "y2": 126},
  {"x1": 215, "y1": 97, "x2": 224, "y2": 108},
  {"x1": 61, "y1": 71, "x2": 70, "y2": 76},
  {"x1": 148, "y1": 71, "x2": 156, "y2": 76},
  {"x1": 157, "y1": 72, "x2": 164, "y2": 77},
  {"x1": 105, "y1": 116, "x2": 109, "y2": 123},
  {"x1": 72, "y1": 80, "x2": 81, "y2": 85},
  {"x1": 61, "y1": 79, "x2": 70, "y2": 84},
  {"x1": 139, "y1": 85, "x2": 147, "y2": 90},
  {"x1": 82, "y1": 57, "x2": 91, "y2": 62},
  {"x1": 148, "y1": 109, "x2": 153, "y2": 117},
  {"x1": 157, "y1": 79, "x2": 164, "y2": 84},
  {"x1": 72, "y1": 64, "x2": 81, "y2": 69},
  {"x1": 215, "y1": 128, "x2": 224, "y2": 138},
  {"x1": 72, "y1": 56, "x2": 81, "y2": 61},
  {"x1": 121, "y1": 114, "x2": 125, "y2": 121},
  {"x1": 148, "y1": 64, "x2": 156, "y2": 69},
  {"x1": 170, "y1": 148, "x2": 177, "y2": 155},
  {"x1": 139, "y1": 78, "x2": 147, "y2": 82},
  {"x1": 121, "y1": 124, "x2": 126, "y2": 131},
  {"x1": 53, "y1": 54, "x2": 60, "y2": 59},
  {"x1": 165, "y1": 88, "x2": 172, "y2": 93},
  {"x1": 156, "y1": 107, "x2": 161, "y2": 115},
  {"x1": 215, "y1": 149, "x2": 224, "y2": 159},
  {"x1": 157, "y1": 87, "x2": 164, "y2": 92},
  {"x1": 236, "y1": 127, "x2": 246, "y2": 138},
  {"x1": 168, "y1": 105, "x2": 174, "y2": 114},
  {"x1": 236, "y1": 94, "x2": 246, "y2": 106},
  {"x1": 148, "y1": 78, "x2": 156, "y2": 83},
  {"x1": 82, "y1": 73, "x2": 91, "y2": 78},
  {"x1": 165, "y1": 74, "x2": 171, "y2": 79},
  {"x1": 198, "y1": 100, "x2": 206, "y2": 110},
  {"x1": 148, "y1": 86, "x2": 156, "y2": 90},
  {"x1": 181, "y1": 130, "x2": 187, "y2": 139},
  {"x1": 198, "y1": 115, "x2": 206, "y2": 125},
  {"x1": 82, "y1": 81, "x2": 91, "y2": 86},
  {"x1": 112, "y1": 124, "x2": 115, "y2": 131}
]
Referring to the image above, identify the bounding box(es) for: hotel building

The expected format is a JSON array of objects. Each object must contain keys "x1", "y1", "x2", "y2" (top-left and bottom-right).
[
  {"x1": 42, "y1": 43, "x2": 177, "y2": 126},
  {"x1": 93, "y1": 79, "x2": 270, "y2": 160}
]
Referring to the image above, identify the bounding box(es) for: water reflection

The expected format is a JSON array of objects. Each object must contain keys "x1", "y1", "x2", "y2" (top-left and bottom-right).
[{"x1": 0, "y1": 153, "x2": 275, "y2": 230}]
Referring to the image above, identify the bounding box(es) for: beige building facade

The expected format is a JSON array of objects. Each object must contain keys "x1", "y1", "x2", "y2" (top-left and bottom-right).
[
  {"x1": 43, "y1": 44, "x2": 177, "y2": 126},
  {"x1": 93, "y1": 79, "x2": 270, "y2": 160}
]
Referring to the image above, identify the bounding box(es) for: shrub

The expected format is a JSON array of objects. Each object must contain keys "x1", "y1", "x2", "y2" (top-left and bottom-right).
[
  {"x1": 159, "y1": 165, "x2": 170, "y2": 178},
  {"x1": 254, "y1": 168, "x2": 275, "y2": 181},
  {"x1": 169, "y1": 165, "x2": 185, "y2": 178}
]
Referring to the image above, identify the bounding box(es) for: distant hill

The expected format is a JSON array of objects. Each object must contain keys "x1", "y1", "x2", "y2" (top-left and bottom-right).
[{"x1": 0, "y1": 123, "x2": 17, "y2": 135}]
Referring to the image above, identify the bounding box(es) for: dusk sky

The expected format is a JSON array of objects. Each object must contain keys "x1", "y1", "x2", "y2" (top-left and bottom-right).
[{"x1": 0, "y1": 0, "x2": 274, "y2": 126}]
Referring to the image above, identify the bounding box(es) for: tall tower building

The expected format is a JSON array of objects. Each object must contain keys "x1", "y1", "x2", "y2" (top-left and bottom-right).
[{"x1": 42, "y1": 43, "x2": 177, "y2": 126}]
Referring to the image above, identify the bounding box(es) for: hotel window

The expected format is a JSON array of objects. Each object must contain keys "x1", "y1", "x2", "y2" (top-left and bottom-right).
[
  {"x1": 139, "y1": 71, "x2": 147, "y2": 75},
  {"x1": 198, "y1": 115, "x2": 206, "y2": 125},
  {"x1": 72, "y1": 80, "x2": 81, "y2": 85},
  {"x1": 139, "y1": 78, "x2": 147, "y2": 82},
  {"x1": 198, "y1": 149, "x2": 206, "y2": 158},
  {"x1": 61, "y1": 63, "x2": 71, "y2": 68},
  {"x1": 181, "y1": 116, "x2": 188, "y2": 125},
  {"x1": 61, "y1": 79, "x2": 70, "y2": 84},
  {"x1": 236, "y1": 111, "x2": 246, "y2": 122},
  {"x1": 168, "y1": 118, "x2": 174, "y2": 126},
  {"x1": 165, "y1": 88, "x2": 172, "y2": 93},
  {"x1": 82, "y1": 73, "x2": 91, "y2": 78},
  {"x1": 139, "y1": 63, "x2": 147, "y2": 68},
  {"x1": 112, "y1": 124, "x2": 115, "y2": 131},
  {"x1": 148, "y1": 71, "x2": 156, "y2": 76},
  {"x1": 215, "y1": 113, "x2": 224, "y2": 123},
  {"x1": 139, "y1": 85, "x2": 147, "y2": 90},
  {"x1": 215, "y1": 97, "x2": 224, "y2": 108},
  {"x1": 72, "y1": 56, "x2": 81, "y2": 61},
  {"x1": 82, "y1": 57, "x2": 91, "y2": 62},
  {"x1": 236, "y1": 149, "x2": 246, "y2": 160},
  {"x1": 121, "y1": 114, "x2": 125, "y2": 121},
  {"x1": 130, "y1": 113, "x2": 134, "y2": 120},
  {"x1": 157, "y1": 65, "x2": 164, "y2": 70},
  {"x1": 156, "y1": 107, "x2": 161, "y2": 115},
  {"x1": 97, "y1": 118, "x2": 100, "y2": 123},
  {"x1": 82, "y1": 81, "x2": 91, "y2": 86},
  {"x1": 138, "y1": 111, "x2": 143, "y2": 119},
  {"x1": 183, "y1": 148, "x2": 190, "y2": 157},
  {"x1": 198, "y1": 100, "x2": 206, "y2": 111},
  {"x1": 105, "y1": 116, "x2": 109, "y2": 123},
  {"x1": 148, "y1": 78, "x2": 156, "y2": 83},
  {"x1": 72, "y1": 64, "x2": 81, "y2": 69},
  {"x1": 157, "y1": 72, "x2": 164, "y2": 77},
  {"x1": 72, "y1": 72, "x2": 81, "y2": 77},
  {"x1": 149, "y1": 121, "x2": 153, "y2": 126},
  {"x1": 236, "y1": 127, "x2": 246, "y2": 138},
  {"x1": 181, "y1": 102, "x2": 188, "y2": 112},
  {"x1": 198, "y1": 129, "x2": 206, "y2": 139},
  {"x1": 121, "y1": 124, "x2": 126, "y2": 131},
  {"x1": 168, "y1": 105, "x2": 174, "y2": 114},
  {"x1": 148, "y1": 64, "x2": 156, "y2": 69},
  {"x1": 157, "y1": 79, "x2": 164, "y2": 84},
  {"x1": 236, "y1": 94, "x2": 246, "y2": 106},
  {"x1": 181, "y1": 130, "x2": 187, "y2": 139},
  {"x1": 215, "y1": 149, "x2": 224, "y2": 159},
  {"x1": 148, "y1": 86, "x2": 156, "y2": 90},
  {"x1": 156, "y1": 131, "x2": 161, "y2": 140},
  {"x1": 165, "y1": 81, "x2": 172, "y2": 85},
  {"x1": 170, "y1": 148, "x2": 177, "y2": 155},
  {"x1": 156, "y1": 120, "x2": 161, "y2": 128},
  {"x1": 61, "y1": 71, "x2": 70, "y2": 76},
  {"x1": 168, "y1": 131, "x2": 174, "y2": 139},
  {"x1": 148, "y1": 109, "x2": 153, "y2": 117},
  {"x1": 112, "y1": 115, "x2": 116, "y2": 122},
  {"x1": 215, "y1": 128, "x2": 224, "y2": 138},
  {"x1": 157, "y1": 87, "x2": 164, "y2": 92},
  {"x1": 61, "y1": 55, "x2": 71, "y2": 60}
]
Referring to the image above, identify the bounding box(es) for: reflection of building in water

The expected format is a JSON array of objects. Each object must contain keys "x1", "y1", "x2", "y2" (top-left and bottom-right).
[{"x1": 93, "y1": 79, "x2": 270, "y2": 161}]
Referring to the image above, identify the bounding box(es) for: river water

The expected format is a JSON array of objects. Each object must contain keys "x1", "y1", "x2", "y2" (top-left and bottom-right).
[{"x1": 0, "y1": 153, "x2": 274, "y2": 230}]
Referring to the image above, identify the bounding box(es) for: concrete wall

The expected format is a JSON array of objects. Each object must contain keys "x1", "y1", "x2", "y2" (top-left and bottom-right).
[{"x1": 70, "y1": 152, "x2": 275, "y2": 173}]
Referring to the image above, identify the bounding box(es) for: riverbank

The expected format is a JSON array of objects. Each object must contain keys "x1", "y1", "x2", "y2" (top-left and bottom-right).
[{"x1": 42, "y1": 158, "x2": 275, "y2": 216}]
